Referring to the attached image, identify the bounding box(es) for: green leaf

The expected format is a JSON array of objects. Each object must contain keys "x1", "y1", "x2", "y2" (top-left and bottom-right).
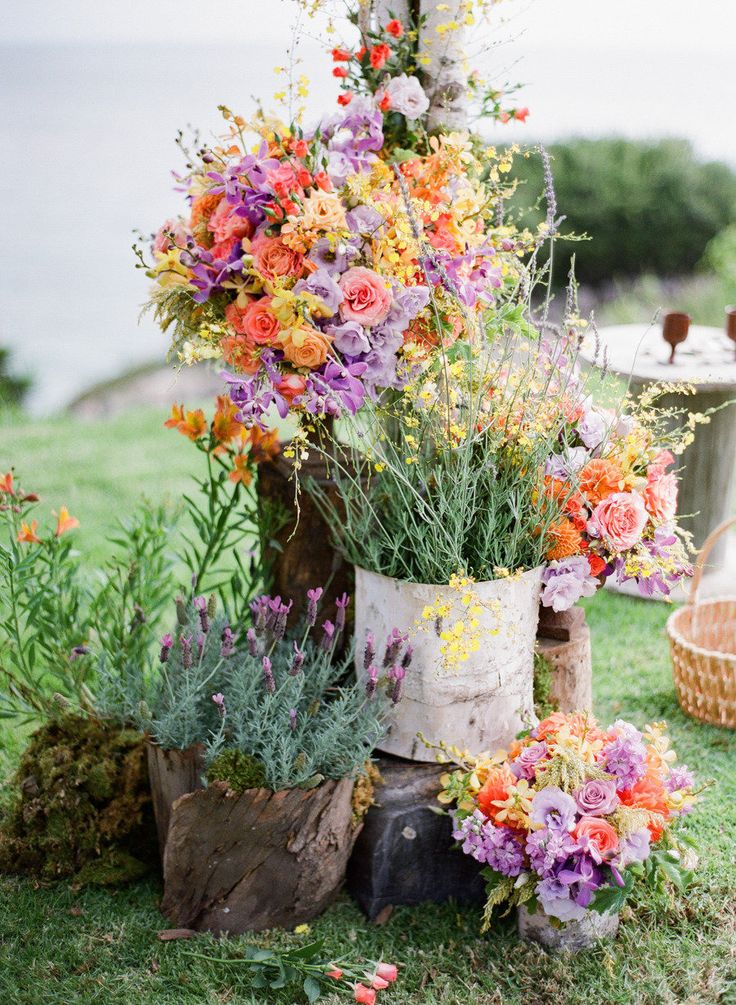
[
  {"x1": 284, "y1": 939, "x2": 325, "y2": 962},
  {"x1": 303, "y1": 976, "x2": 322, "y2": 1002}
]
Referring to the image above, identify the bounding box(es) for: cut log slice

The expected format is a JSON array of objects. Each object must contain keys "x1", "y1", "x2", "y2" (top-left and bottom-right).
[{"x1": 160, "y1": 777, "x2": 360, "y2": 934}]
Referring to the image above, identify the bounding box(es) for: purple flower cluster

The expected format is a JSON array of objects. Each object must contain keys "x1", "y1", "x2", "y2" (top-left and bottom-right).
[
  {"x1": 603, "y1": 721, "x2": 648, "y2": 789},
  {"x1": 540, "y1": 556, "x2": 599, "y2": 612},
  {"x1": 452, "y1": 810, "x2": 525, "y2": 876}
]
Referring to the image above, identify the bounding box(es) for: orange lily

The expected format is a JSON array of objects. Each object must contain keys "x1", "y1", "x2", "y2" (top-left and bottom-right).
[
  {"x1": 0, "y1": 472, "x2": 13, "y2": 495},
  {"x1": 17, "y1": 520, "x2": 41, "y2": 544},
  {"x1": 248, "y1": 426, "x2": 281, "y2": 465},
  {"x1": 164, "y1": 402, "x2": 207, "y2": 441},
  {"x1": 212, "y1": 395, "x2": 243, "y2": 445},
  {"x1": 54, "y1": 506, "x2": 80, "y2": 537},
  {"x1": 164, "y1": 403, "x2": 185, "y2": 429},
  {"x1": 229, "y1": 454, "x2": 254, "y2": 487}
]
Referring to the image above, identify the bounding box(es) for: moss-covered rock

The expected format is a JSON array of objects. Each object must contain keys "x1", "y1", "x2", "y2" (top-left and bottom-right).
[
  {"x1": 0, "y1": 714, "x2": 155, "y2": 883},
  {"x1": 207, "y1": 749, "x2": 267, "y2": 793}
]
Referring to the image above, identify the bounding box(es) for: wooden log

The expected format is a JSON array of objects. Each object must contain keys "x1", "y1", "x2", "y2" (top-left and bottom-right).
[
  {"x1": 347, "y1": 756, "x2": 484, "y2": 920},
  {"x1": 256, "y1": 452, "x2": 354, "y2": 624},
  {"x1": 146, "y1": 743, "x2": 204, "y2": 860},
  {"x1": 160, "y1": 777, "x2": 360, "y2": 934},
  {"x1": 536, "y1": 628, "x2": 592, "y2": 713}
]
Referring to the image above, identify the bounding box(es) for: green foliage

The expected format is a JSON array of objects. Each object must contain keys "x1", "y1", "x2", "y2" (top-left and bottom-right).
[
  {"x1": 0, "y1": 713, "x2": 154, "y2": 883},
  {"x1": 511, "y1": 138, "x2": 736, "y2": 284},
  {"x1": 532, "y1": 651, "x2": 558, "y2": 719},
  {"x1": 207, "y1": 749, "x2": 267, "y2": 792},
  {"x1": 133, "y1": 592, "x2": 403, "y2": 791},
  {"x1": 701, "y1": 222, "x2": 736, "y2": 289},
  {"x1": 0, "y1": 346, "x2": 30, "y2": 409}
]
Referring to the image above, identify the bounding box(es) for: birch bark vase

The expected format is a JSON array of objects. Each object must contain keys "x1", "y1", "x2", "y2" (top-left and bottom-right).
[
  {"x1": 354, "y1": 567, "x2": 543, "y2": 760},
  {"x1": 518, "y1": 905, "x2": 620, "y2": 952}
]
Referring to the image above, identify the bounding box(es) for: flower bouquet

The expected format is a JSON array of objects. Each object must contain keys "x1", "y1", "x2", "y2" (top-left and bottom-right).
[
  {"x1": 436, "y1": 710, "x2": 699, "y2": 951},
  {"x1": 135, "y1": 585, "x2": 410, "y2": 933}
]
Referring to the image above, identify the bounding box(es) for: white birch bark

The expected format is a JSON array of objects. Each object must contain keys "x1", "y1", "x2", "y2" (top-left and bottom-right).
[{"x1": 419, "y1": 0, "x2": 469, "y2": 132}]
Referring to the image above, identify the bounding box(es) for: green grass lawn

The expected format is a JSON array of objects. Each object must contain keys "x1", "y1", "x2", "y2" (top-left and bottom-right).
[{"x1": 1, "y1": 408, "x2": 735, "y2": 1005}]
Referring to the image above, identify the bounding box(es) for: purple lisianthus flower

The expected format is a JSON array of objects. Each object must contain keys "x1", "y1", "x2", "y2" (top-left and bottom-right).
[
  {"x1": 613, "y1": 827, "x2": 651, "y2": 868},
  {"x1": 307, "y1": 236, "x2": 360, "y2": 275},
  {"x1": 293, "y1": 268, "x2": 343, "y2": 314},
  {"x1": 545, "y1": 446, "x2": 588, "y2": 480},
  {"x1": 512, "y1": 741, "x2": 548, "y2": 780},
  {"x1": 603, "y1": 722, "x2": 647, "y2": 789},
  {"x1": 452, "y1": 810, "x2": 525, "y2": 876},
  {"x1": 361, "y1": 346, "x2": 398, "y2": 388},
  {"x1": 541, "y1": 556, "x2": 598, "y2": 612},
  {"x1": 577, "y1": 407, "x2": 610, "y2": 450},
  {"x1": 326, "y1": 320, "x2": 371, "y2": 357},
  {"x1": 573, "y1": 779, "x2": 620, "y2": 817},
  {"x1": 530, "y1": 786, "x2": 578, "y2": 831},
  {"x1": 535, "y1": 877, "x2": 587, "y2": 922},
  {"x1": 345, "y1": 204, "x2": 385, "y2": 236},
  {"x1": 526, "y1": 826, "x2": 577, "y2": 879},
  {"x1": 385, "y1": 283, "x2": 431, "y2": 330}
]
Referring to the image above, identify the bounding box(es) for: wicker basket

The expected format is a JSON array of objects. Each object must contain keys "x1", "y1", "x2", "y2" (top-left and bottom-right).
[{"x1": 667, "y1": 517, "x2": 736, "y2": 729}]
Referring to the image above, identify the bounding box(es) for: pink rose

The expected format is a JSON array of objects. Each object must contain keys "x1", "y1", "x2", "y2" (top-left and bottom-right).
[
  {"x1": 648, "y1": 449, "x2": 675, "y2": 479},
  {"x1": 252, "y1": 235, "x2": 304, "y2": 280},
  {"x1": 339, "y1": 266, "x2": 392, "y2": 326},
  {"x1": 208, "y1": 199, "x2": 253, "y2": 244},
  {"x1": 587, "y1": 491, "x2": 648, "y2": 552},
  {"x1": 153, "y1": 217, "x2": 190, "y2": 254},
  {"x1": 276, "y1": 373, "x2": 307, "y2": 402},
  {"x1": 643, "y1": 471, "x2": 678, "y2": 524}
]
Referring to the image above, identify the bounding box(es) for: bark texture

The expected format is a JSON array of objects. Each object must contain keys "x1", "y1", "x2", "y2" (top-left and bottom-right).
[
  {"x1": 160, "y1": 777, "x2": 360, "y2": 934},
  {"x1": 419, "y1": 0, "x2": 469, "y2": 132},
  {"x1": 146, "y1": 743, "x2": 204, "y2": 860}
]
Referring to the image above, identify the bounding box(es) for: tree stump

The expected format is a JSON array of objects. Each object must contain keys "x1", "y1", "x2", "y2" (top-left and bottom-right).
[
  {"x1": 160, "y1": 777, "x2": 360, "y2": 934},
  {"x1": 347, "y1": 757, "x2": 484, "y2": 920},
  {"x1": 146, "y1": 743, "x2": 204, "y2": 860},
  {"x1": 536, "y1": 605, "x2": 593, "y2": 712},
  {"x1": 257, "y1": 453, "x2": 354, "y2": 623}
]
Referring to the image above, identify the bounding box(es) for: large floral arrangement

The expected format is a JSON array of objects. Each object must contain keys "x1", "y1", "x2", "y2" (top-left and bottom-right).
[
  {"x1": 140, "y1": 15, "x2": 533, "y2": 427},
  {"x1": 436, "y1": 711, "x2": 699, "y2": 928}
]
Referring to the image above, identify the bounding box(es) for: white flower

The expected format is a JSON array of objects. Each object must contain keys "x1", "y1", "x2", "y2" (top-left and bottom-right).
[{"x1": 380, "y1": 74, "x2": 430, "y2": 120}]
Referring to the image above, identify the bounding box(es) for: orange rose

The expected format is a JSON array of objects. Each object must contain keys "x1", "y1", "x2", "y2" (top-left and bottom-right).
[
  {"x1": 251, "y1": 236, "x2": 304, "y2": 280},
  {"x1": 221, "y1": 335, "x2": 261, "y2": 374},
  {"x1": 545, "y1": 517, "x2": 584, "y2": 560},
  {"x1": 278, "y1": 326, "x2": 333, "y2": 369},
  {"x1": 299, "y1": 190, "x2": 347, "y2": 232},
  {"x1": 619, "y1": 772, "x2": 670, "y2": 840},
  {"x1": 579, "y1": 458, "x2": 623, "y2": 505},
  {"x1": 226, "y1": 297, "x2": 280, "y2": 345},
  {"x1": 477, "y1": 767, "x2": 515, "y2": 823},
  {"x1": 574, "y1": 816, "x2": 619, "y2": 857}
]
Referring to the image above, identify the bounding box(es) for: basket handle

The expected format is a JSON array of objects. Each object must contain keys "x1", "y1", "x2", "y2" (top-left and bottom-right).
[{"x1": 687, "y1": 516, "x2": 736, "y2": 605}]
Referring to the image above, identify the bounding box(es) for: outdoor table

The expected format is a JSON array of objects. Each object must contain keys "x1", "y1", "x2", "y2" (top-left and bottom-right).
[{"x1": 580, "y1": 323, "x2": 736, "y2": 571}]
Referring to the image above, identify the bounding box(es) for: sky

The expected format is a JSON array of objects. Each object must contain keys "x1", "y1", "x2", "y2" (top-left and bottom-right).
[{"x1": 1, "y1": 0, "x2": 734, "y2": 50}]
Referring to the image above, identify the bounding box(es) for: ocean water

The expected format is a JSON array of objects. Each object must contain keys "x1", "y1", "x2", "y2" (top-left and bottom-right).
[{"x1": 1, "y1": 41, "x2": 733, "y2": 414}]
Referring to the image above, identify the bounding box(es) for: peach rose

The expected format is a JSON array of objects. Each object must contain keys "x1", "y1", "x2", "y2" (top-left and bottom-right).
[
  {"x1": 276, "y1": 373, "x2": 307, "y2": 402},
  {"x1": 278, "y1": 326, "x2": 333, "y2": 369},
  {"x1": 579, "y1": 458, "x2": 623, "y2": 505},
  {"x1": 575, "y1": 817, "x2": 619, "y2": 857},
  {"x1": 299, "y1": 190, "x2": 348, "y2": 232},
  {"x1": 643, "y1": 471, "x2": 678, "y2": 524},
  {"x1": 251, "y1": 236, "x2": 304, "y2": 280},
  {"x1": 221, "y1": 335, "x2": 261, "y2": 375},
  {"x1": 648, "y1": 449, "x2": 675, "y2": 479},
  {"x1": 339, "y1": 267, "x2": 392, "y2": 326},
  {"x1": 226, "y1": 297, "x2": 280, "y2": 345},
  {"x1": 587, "y1": 491, "x2": 648, "y2": 552}
]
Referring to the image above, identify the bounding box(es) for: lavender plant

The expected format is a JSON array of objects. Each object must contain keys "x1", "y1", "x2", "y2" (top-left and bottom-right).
[{"x1": 136, "y1": 588, "x2": 410, "y2": 791}]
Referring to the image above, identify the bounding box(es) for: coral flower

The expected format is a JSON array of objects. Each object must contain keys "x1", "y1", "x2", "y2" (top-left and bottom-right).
[
  {"x1": 248, "y1": 426, "x2": 281, "y2": 465},
  {"x1": 164, "y1": 403, "x2": 185, "y2": 429},
  {"x1": 574, "y1": 816, "x2": 619, "y2": 858},
  {"x1": 545, "y1": 517, "x2": 584, "y2": 561},
  {"x1": 181, "y1": 409, "x2": 208, "y2": 441},
  {"x1": 229, "y1": 454, "x2": 254, "y2": 487},
  {"x1": 326, "y1": 966, "x2": 343, "y2": 980},
  {"x1": 353, "y1": 984, "x2": 376, "y2": 1005},
  {"x1": 0, "y1": 472, "x2": 13, "y2": 495},
  {"x1": 477, "y1": 766, "x2": 515, "y2": 822},
  {"x1": 620, "y1": 773, "x2": 670, "y2": 840},
  {"x1": 212, "y1": 395, "x2": 243, "y2": 444},
  {"x1": 337, "y1": 92, "x2": 354, "y2": 107},
  {"x1": 385, "y1": 19, "x2": 404, "y2": 37},
  {"x1": 375, "y1": 963, "x2": 398, "y2": 983},
  {"x1": 331, "y1": 47, "x2": 351, "y2": 61},
  {"x1": 579, "y1": 458, "x2": 623, "y2": 505},
  {"x1": 221, "y1": 335, "x2": 261, "y2": 375},
  {"x1": 54, "y1": 507, "x2": 79, "y2": 537},
  {"x1": 17, "y1": 520, "x2": 41, "y2": 544},
  {"x1": 370, "y1": 43, "x2": 391, "y2": 69}
]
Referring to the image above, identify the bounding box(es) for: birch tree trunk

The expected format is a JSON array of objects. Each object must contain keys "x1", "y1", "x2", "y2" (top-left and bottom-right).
[{"x1": 418, "y1": 0, "x2": 469, "y2": 132}]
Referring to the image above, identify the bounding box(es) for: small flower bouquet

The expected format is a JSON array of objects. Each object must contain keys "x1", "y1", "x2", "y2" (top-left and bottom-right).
[
  {"x1": 437, "y1": 711, "x2": 699, "y2": 949},
  {"x1": 137, "y1": 585, "x2": 410, "y2": 934}
]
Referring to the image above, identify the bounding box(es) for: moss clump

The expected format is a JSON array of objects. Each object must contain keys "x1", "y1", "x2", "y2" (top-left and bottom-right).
[
  {"x1": 207, "y1": 749, "x2": 267, "y2": 793},
  {"x1": 533, "y1": 651, "x2": 559, "y2": 720},
  {"x1": 0, "y1": 714, "x2": 154, "y2": 883},
  {"x1": 351, "y1": 761, "x2": 381, "y2": 827}
]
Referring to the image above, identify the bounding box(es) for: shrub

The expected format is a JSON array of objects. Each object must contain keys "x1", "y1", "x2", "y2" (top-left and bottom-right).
[{"x1": 510, "y1": 138, "x2": 736, "y2": 285}]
